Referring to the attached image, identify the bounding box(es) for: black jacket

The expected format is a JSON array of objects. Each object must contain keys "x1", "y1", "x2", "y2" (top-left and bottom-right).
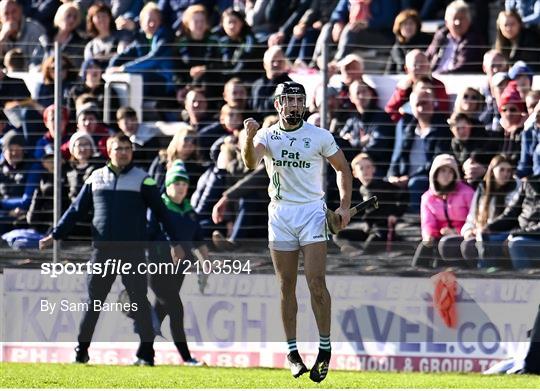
[
  {"x1": 27, "y1": 171, "x2": 69, "y2": 234},
  {"x1": 450, "y1": 125, "x2": 492, "y2": 169},
  {"x1": 339, "y1": 109, "x2": 395, "y2": 177},
  {"x1": 498, "y1": 28, "x2": 540, "y2": 73},
  {"x1": 0, "y1": 160, "x2": 31, "y2": 200},
  {"x1": 198, "y1": 122, "x2": 232, "y2": 163},
  {"x1": 68, "y1": 83, "x2": 120, "y2": 124},
  {"x1": 43, "y1": 30, "x2": 88, "y2": 69},
  {"x1": 487, "y1": 126, "x2": 524, "y2": 168},
  {"x1": 487, "y1": 175, "x2": 540, "y2": 237},
  {"x1": 270, "y1": 0, "x2": 310, "y2": 37},
  {"x1": 65, "y1": 161, "x2": 101, "y2": 202},
  {"x1": 388, "y1": 114, "x2": 452, "y2": 178},
  {"x1": 218, "y1": 32, "x2": 264, "y2": 83},
  {"x1": 191, "y1": 165, "x2": 228, "y2": 222},
  {"x1": 385, "y1": 32, "x2": 432, "y2": 74},
  {"x1": 359, "y1": 179, "x2": 407, "y2": 228}
]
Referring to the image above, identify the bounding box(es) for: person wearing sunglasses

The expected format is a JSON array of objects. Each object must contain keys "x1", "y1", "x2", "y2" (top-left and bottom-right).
[{"x1": 453, "y1": 87, "x2": 485, "y2": 125}]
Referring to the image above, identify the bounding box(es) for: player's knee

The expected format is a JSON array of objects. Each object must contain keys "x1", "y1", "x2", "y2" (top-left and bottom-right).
[
  {"x1": 279, "y1": 276, "x2": 297, "y2": 292},
  {"x1": 307, "y1": 276, "x2": 327, "y2": 301}
]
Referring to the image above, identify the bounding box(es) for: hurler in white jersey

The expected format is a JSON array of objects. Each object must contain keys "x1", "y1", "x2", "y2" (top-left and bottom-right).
[
  {"x1": 241, "y1": 81, "x2": 352, "y2": 383},
  {"x1": 255, "y1": 120, "x2": 339, "y2": 204}
]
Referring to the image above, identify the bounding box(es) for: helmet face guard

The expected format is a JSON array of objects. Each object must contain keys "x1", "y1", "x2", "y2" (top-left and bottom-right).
[
  {"x1": 274, "y1": 82, "x2": 307, "y2": 126},
  {"x1": 276, "y1": 94, "x2": 306, "y2": 126}
]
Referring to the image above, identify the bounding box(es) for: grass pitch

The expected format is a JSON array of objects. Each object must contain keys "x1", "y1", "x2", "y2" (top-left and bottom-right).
[{"x1": 1, "y1": 362, "x2": 539, "y2": 388}]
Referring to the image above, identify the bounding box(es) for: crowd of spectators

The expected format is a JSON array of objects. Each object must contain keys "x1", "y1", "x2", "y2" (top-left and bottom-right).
[{"x1": 0, "y1": 0, "x2": 539, "y2": 270}]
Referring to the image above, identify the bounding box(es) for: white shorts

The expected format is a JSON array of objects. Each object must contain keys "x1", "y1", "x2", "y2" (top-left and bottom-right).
[{"x1": 268, "y1": 199, "x2": 329, "y2": 251}]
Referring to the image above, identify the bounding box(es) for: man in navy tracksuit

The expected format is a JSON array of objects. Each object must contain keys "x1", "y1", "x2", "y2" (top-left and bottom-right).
[{"x1": 40, "y1": 134, "x2": 182, "y2": 366}]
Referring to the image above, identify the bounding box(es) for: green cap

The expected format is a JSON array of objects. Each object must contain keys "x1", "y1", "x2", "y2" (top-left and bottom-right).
[{"x1": 165, "y1": 160, "x2": 189, "y2": 187}]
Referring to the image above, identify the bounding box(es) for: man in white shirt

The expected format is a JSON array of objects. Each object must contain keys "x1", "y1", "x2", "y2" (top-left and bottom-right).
[{"x1": 242, "y1": 81, "x2": 352, "y2": 382}]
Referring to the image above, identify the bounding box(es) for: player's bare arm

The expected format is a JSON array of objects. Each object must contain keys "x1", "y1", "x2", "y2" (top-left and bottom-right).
[
  {"x1": 327, "y1": 149, "x2": 352, "y2": 228},
  {"x1": 242, "y1": 118, "x2": 266, "y2": 170}
]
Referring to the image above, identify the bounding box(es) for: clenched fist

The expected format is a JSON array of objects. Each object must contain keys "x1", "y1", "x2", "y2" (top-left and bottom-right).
[{"x1": 243, "y1": 118, "x2": 260, "y2": 139}]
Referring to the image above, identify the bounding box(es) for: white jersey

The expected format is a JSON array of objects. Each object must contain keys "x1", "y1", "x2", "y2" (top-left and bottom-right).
[{"x1": 254, "y1": 121, "x2": 339, "y2": 204}]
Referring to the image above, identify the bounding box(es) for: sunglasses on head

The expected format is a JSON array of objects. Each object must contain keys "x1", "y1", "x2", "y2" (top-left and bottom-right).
[{"x1": 463, "y1": 94, "x2": 475, "y2": 100}]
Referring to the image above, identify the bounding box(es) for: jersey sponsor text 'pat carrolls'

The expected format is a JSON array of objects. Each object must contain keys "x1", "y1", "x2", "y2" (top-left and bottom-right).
[{"x1": 271, "y1": 149, "x2": 312, "y2": 168}]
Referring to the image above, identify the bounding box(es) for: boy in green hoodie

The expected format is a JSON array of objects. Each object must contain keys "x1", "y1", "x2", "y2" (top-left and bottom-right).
[{"x1": 148, "y1": 160, "x2": 208, "y2": 366}]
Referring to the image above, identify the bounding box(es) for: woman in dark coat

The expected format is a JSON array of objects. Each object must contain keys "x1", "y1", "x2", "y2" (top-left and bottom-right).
[
  {"x1": 215, "y1": 8, "x2": 263, "y2": 83},
  {"x1": 176, "y1": 5, "x2": 222, "y2": 104},
  {"x1": 385, "y1": 9, "x2": 432, "y2": 74},
  {"x1": 495, "y1": 10, "x2": 540, "y2": 72}
]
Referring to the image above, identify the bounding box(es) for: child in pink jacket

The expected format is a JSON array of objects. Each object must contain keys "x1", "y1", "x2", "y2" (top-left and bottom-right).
[{"x1": 412, "y1": 154, "x2": 474, "y2": 268}]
